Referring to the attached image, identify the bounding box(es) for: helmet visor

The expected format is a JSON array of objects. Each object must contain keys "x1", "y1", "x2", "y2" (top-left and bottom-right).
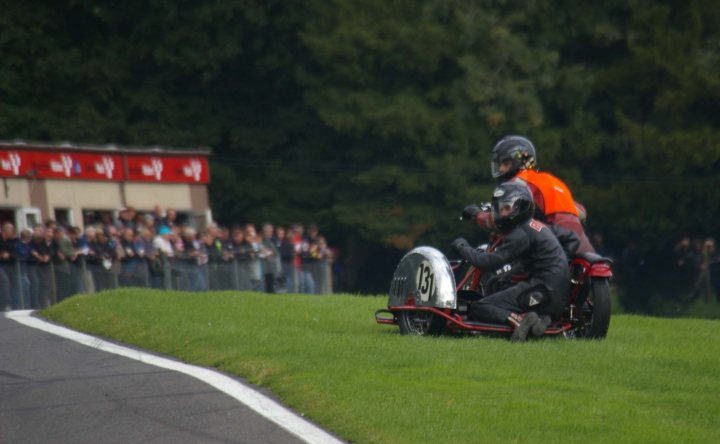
[
  {"x1": 494, "y1": 197, "x2": 517, "y2": 218},
  {"x1": 491, "y1": 157, "x2": 513, "y2": 179},
  {"x1": 490, "y1": 158, "x2": 502, "y2": 178}
]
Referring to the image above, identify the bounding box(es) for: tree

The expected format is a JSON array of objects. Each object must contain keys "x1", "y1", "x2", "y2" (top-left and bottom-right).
[{"x1": 299, "y1": 0, "x2": 568, "y2": 248}]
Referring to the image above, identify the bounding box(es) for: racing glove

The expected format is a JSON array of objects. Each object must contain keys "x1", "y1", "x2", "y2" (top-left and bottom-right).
[
  {"x1": 451, "y1": 237, "x2": 470, "y2": 252},
  {"x1": 461, "y1": 204, "x2": 481, "y2": 221}
]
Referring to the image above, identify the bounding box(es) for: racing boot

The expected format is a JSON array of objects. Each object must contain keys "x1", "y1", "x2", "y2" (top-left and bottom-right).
[
  {"x1": 531, "y1": 315, "x2": 552, "y2": 337},
  {"x1": 510, "y1": 312, "x2": 539, "y2": 342}
]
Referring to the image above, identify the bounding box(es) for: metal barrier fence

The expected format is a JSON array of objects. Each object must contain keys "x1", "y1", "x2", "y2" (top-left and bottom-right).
[{"x1": 0, "y1": 256, "x2": 333, "y2": 310}]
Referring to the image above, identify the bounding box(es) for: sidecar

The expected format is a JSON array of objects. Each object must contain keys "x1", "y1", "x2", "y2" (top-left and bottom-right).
[{"x1": 374, "y1": 246, "x2": 603, "y2": 338}]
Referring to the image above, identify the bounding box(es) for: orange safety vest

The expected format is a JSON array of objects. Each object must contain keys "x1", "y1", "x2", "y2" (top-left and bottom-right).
[{"x1": 515, "y1": 170, "x2": 579, "y2": 216}]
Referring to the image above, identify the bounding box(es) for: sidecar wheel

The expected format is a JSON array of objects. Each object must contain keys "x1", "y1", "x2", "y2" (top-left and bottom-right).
[
  {"x1": 397, "y1": 311, "x2": 446, "y2": 336},
  {"x1": 582, "y1": 278, "x2": 611, "y2": 339}
]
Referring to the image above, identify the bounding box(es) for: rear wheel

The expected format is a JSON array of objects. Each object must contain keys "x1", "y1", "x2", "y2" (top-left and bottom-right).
[
  {"x1": 581, "y1": 278, "x2": 611, "y2": 339},
  {"x1": 397, "y1": 310, "x2": 446, "y2": 336}
]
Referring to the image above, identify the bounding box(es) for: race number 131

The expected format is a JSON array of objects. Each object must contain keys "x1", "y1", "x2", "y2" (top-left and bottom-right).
[{"x1": 416, "y1": 260, "x2": 435, "y2": 302}]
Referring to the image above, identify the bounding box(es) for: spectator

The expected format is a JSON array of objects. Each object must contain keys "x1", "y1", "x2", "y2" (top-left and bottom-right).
[
  {"x1": 52, "y1": 227, "x2": 76, "y2": 301},
  {"x1": 0, "y1": 222, "x2": 17, "y2": 310},
  {"x1": 136, "y1": 227, "x2": 161, "y2": 288},
  {"x1": 79, "y1": 226, "x2": 98, "y2": 292},
  {"x1": 229, "y1": 227, "x2": 254, "y2": 290},
  {"x1": 118, "y1": 227, "x2": 146, "y2": 287},
  {"x1": 44, "y1": 219, "x2": 57, "y2": 232},
  {"x1": 276, "y1": 226, "x2": 297, "y2": 293},
  {"x1": 180, "y1": 227, "x2": 207, "y2": 291},
  {"x1": 260, "y1": 222, "x2": 281, "y2": 293},
  {"x1": 139, "y1": 213, "x2": 156, "y2": 231},
  {"x1": 292, "y1": 224, "x2": 312, "y2": 294},
  {"x1": 243, "y1": 224, "x2": 263, "y2": 291},
  {"x1": 100, "y1": 211, "x2": 114, "y2": 227},
  {"x1": 106, "y1": 224, "x2": 120, "y2": 249},
  {"x1": 158, "y1": 208, "x2": 178, "y2": 229},
  {"x1": 695, "y1": 238, "x2": 719, "y2": 302},
  {"x1": 116, "y1": 206, "x2": 137, "y2": 231},
  {"x1": 674, "y1": 236, "x2": 701, "y2": 300},
  {"x1": 90, "y1": 228, "x2": 117, "y2": 292},
  {"x1": 275, "y1": 227, "x2": 298, "y2": 293},
  {"x1": 315, "y1": 235, "x2": 334, "y2": 294},
  {"x1": 299, "y1": 224, "x2": 321, "y2": 294},
  {"x1": 15, "y1": 228, "x2": 32, "y2": 308},
  {"x1": 67, "y1": 226, "x2": 86, "y2": 294},
  {"x1": 153, "y1": 226, "x2": 174, "y2": 257},
  {"x1": 170, "y1": 225, "x2": 184, "y2": 253},
  {"x1": 205, "y1": 225, "x2": 233, "y2": 290},
  {"x1": 29, "y1": 226, "x2": 52, "y2": 307},
  {"x1": 151, "y1": 205, "x2": 164, "y2": 228},
  {"x1": 218, "y1": 226, "x2": 231, "y2": 249}
]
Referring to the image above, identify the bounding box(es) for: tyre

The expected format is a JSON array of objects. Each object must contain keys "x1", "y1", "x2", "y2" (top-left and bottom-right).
[
  {"x1": 581, "y1": 277, "x2": 612, "y2": 339},
  {"x1": 397, "y1": 310, "x2": 446, "y2": 336}
]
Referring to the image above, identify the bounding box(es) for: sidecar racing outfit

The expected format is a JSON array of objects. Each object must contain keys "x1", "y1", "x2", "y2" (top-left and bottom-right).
[{"x1": 453, "y1": 182, "x2": 571, "y2": 338}]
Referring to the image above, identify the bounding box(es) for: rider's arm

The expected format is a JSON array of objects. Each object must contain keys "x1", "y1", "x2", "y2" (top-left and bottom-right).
[
  {"x1": 455, "y1": 229, "x2": 530, "y2": 271},
  {"x1": 550, "y1": 225, "x2": 580, "y2": 258}
]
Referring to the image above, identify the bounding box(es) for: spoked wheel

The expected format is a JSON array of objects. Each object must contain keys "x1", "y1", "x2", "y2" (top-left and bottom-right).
[
  {"x1": 397, "y1": 310, "x2": 446, "y2": 336},
  {"x1": 577, "y1": 277, "x2": 612, "y2": 339}
]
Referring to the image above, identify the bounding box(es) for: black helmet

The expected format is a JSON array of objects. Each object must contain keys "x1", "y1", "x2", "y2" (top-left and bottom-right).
[
  {"x1": 490, "y1": 135, "x2": 537, "y2": 182},
  {"x1": 491, "y1": 181, "x2": 534, "y2": 232}
]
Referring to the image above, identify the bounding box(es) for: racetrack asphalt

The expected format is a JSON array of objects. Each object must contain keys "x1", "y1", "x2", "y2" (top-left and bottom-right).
[{"x1": 0, "y1": 312, "x2": 337, "y2": 444}]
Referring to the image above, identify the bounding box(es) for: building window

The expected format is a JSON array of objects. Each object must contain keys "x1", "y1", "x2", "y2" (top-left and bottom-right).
[
  {"x1": 18, "y1": 208, "x2": 42, "y2": 230},
  {"x1": 82, "y1": 209, "x2": 115, "y2": 228},
  {"x1": 54, "y1": 208, "x2": 74, "y2": 228},
  {"x1": 0, "y1": 208, "x2": 14, "y2": 227}
]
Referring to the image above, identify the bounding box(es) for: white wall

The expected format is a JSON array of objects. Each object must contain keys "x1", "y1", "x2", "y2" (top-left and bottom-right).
[
  {"x1": 45, "y1": 180, "x2": 123, "y2": 228},
  {"x1": 0, "y1": 178, "x2": 31, "y2": 206},
  {"x1": 124, "y1": 183, "x2": 192, "y2": 211}
]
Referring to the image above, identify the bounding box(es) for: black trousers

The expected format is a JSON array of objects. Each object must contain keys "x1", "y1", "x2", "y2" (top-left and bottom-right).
[{"x1": 469, "y1": 279, "x2": 556, "y2": 324}]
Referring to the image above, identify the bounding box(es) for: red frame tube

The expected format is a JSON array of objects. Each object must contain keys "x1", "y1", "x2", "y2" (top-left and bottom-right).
[{"x1": 380, "y1": 305, "x2": 572, "y2": 335}]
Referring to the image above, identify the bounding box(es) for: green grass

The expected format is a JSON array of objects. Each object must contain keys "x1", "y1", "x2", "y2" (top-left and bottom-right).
[{"x1": 42, "y1": 290, "x2": 720, "y2": 444}]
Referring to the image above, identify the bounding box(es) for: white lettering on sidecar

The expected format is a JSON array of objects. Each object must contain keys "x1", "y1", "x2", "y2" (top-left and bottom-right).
[{"x1": 416, "y1": 260, "x2": 435, "y2": 302}]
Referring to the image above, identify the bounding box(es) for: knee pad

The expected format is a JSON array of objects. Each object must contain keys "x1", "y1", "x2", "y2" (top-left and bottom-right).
[{"x1": 522, "y1": 290, "x2": 547, "y2": 310}]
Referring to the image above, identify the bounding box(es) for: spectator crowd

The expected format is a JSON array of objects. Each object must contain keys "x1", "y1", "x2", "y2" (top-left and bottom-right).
[
  {"x1": 602, "y1": 231, "x2": 720, "y2": 311},
  {"x1": 0, "y1": 205, "x2": 335, "y2": 310},
  {"x1": 672, "y1": 235, "x2": 720, "y2": 303},
  {"x1": 5, "y1": 205, "x2": 717, "y2": 313}
]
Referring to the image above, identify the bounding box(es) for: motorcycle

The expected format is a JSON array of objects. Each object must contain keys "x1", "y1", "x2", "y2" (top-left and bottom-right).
[{"x1": 375, "y1": 240, "x2": 613, "y2": 339}]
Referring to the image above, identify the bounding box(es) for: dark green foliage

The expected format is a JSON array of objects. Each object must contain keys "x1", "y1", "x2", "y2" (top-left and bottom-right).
[{"x1": 1, "y1": 0, "x2": 719, "y2": 307}]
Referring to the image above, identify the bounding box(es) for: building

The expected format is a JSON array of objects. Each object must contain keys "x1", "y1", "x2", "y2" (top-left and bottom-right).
[{"x1": 0, "y1": 141, "x2": 212, "y2": 230}]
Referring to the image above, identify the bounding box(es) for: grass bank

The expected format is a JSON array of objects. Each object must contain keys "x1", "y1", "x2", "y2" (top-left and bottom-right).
[{"x1": 42, "y1": 290, "x2": 720, "y2": 443}]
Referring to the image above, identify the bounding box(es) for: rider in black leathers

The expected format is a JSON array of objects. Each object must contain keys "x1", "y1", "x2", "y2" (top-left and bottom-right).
[{"x1": 452, "y1": 181, "x2": 576, "y2": 340}]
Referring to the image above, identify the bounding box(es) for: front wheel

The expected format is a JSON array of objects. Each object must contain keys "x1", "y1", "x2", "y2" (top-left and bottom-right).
[
  {"x1": 580, "y1": 278, "x2": 612, "y2": 339},
  {"x1": 397, "y1": 310, "x2": 446, "y2": 336}
]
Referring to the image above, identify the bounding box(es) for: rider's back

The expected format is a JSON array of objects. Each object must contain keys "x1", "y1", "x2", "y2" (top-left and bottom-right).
[{"x1": 513, "y1": 170, "x2": 594, "y2": 254}]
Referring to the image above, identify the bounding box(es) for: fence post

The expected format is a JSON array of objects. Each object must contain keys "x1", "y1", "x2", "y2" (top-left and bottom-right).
[
  {"x1": 203, "y1": 262, "x2": 210, "y2": 291},
  {"x1": 163, "y1": 256, "x2": 172, "y2": 290},
  {"x1": 49, "y1": 262, "x2": 58, "y2": 306},
  {"x1": 143, "y1": 260, "x2": 150, "y2": 288},
  {"x1": 11, "y1": 260, "x2": 25, "y2": 309},
  {"x1": 112, "y1": 260, "x2": 119, "y2": 289},
  {"x1": 232, "y1": 257, "x2": 240, "y2": 290},
  {"x1": 323, "y1": 258, "x2": 333, "y2": 294},
  {"x1": 81, "y1": 257, "x2": 95, "y2": 294}
]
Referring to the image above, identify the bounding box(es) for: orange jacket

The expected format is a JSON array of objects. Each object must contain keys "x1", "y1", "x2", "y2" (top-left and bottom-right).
[{"x1": 515, "y1": 170, "x2": 579, "y2": 217}]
